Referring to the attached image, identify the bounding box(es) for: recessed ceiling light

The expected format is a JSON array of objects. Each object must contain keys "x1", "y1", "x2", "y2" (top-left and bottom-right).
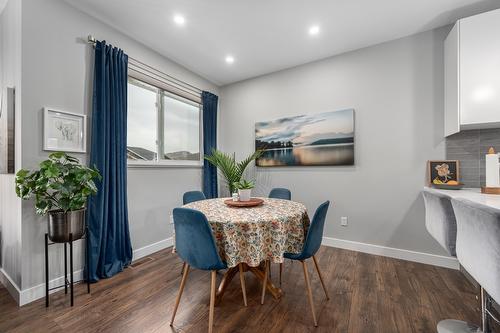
[
  {"x1": 309, "y1": 25, "x2": 320, "y2": 36},
  {"x1": 173, "y1": 14, "x2": 185, "y2": 26},
  {"x1": 225, "y1": 55, "x2": 235, "y2": 64}
]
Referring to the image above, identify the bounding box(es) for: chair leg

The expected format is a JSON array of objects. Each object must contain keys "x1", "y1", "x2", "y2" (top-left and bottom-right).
[
  {"x1": 279, "y1": 262, "x2": 283, "y2": 286},
  {"x1": 209, "y1": 270, "x2": 217, "y2": 333},
  {"x1": 238, "y1": 264, "x2": 248, "y2": 307},
  {"x1": 170, "y1": 264, "x2": 190, "y2": 326},
  {"x1": 261, "y1": 260, "x2": 269, "y2": 305},
  {"x1": 301, "y1": 260, "x2": 318, "y2": 327},
  {"x1": 312, "y1": 255, "x2": 329, "y2": 300},
  {"x1": 180, "y1": 262, "x2": 186, "y2": 276}
]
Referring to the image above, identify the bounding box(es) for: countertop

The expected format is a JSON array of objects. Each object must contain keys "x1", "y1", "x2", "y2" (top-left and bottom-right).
[{"x1": 423, "y1": 187, "x2": 500, "y2": 210}]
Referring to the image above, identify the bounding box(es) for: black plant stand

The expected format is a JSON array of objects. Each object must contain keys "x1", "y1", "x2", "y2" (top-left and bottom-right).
[{"x1": 45, "y1": 227, "x2": 91, "y2": 307}]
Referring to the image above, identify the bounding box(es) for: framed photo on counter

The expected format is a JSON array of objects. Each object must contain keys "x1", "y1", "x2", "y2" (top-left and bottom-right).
[{"x1": 428, "y1": 160, "x2": 460, "y2": 185}]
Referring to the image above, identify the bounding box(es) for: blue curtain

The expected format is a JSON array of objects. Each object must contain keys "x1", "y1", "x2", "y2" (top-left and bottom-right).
[
  {"x1": 86, "y1": 40, "x2": 133, "y2": 282},
  {"x1": 202, "y1": 91, "x2": 218, "y2": 198}
]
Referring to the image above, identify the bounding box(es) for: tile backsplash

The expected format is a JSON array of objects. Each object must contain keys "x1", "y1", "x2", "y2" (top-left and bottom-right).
[{"x1": 446, "y1": 128, "x2": 500, "y2": 188}]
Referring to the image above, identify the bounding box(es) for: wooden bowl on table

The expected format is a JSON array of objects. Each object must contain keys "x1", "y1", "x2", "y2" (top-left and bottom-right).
[{"x1": 224, "y1": 198, "x2": 264, "y2": 207}]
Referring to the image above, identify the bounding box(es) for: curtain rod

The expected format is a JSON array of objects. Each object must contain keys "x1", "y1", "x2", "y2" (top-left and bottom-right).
[{"x1": 86, "y1": 35, "x2": 203, "y2": 96}]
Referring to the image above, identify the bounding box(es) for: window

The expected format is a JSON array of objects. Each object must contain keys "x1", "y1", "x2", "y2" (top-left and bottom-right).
[{"x1": 127, "y1": 77, "x2": 202, "y2": 166}]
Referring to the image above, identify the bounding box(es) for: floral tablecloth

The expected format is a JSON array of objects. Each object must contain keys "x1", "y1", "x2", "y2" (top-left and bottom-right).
[{"x1": 182, "y1": 198, "x2": 310, "y2": 268}]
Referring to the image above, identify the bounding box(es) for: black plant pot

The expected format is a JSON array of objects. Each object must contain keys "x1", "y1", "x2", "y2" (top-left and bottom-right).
[{"x1": 47, "y1": 208, "x2": 86, "y2": 243}]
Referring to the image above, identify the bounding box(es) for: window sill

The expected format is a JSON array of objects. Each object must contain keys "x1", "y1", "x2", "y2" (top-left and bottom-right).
[{"x1": 127, "y1": 161, "x2": 203, "y2": 168}]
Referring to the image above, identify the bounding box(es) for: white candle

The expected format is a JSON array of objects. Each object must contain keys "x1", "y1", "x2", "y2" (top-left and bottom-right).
[{"x1": 485, "y1": 147, "x2": 500, "y2": 187}]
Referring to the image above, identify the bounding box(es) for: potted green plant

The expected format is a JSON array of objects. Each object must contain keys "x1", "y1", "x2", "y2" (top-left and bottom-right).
[
  {"x1": 15, "y1": 152, "x2": 101, "y2": 242},
  {"x1": 233, "y1": 179, "x2": 255, "y2": 201},
  {"x1": 204, "y1": 149, "x2": 263, "y2": 194}
]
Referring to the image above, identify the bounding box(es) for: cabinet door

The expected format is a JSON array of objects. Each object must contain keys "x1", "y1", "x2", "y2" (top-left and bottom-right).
[
  {"x1": 444, "y1": 23, "x2": 460, "y2": 137},
  {"x1": 460, "y1": 9, "x2": 500, "y2": 126}
]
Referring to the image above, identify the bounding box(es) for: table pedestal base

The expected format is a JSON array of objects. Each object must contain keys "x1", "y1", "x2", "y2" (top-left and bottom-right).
[{"x1": 215, "y1": 263, "x2": 282, "y2": 305}]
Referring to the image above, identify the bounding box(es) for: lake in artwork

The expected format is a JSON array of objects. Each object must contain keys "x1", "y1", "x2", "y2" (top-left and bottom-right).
[{"x1": 255, "y1": 109, "x2": 354, "y2": 166}]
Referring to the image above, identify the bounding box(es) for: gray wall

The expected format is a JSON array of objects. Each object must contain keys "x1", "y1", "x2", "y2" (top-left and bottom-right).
[
  {"x1": 1, "y1": 0, "x2": 470, "y2": 299},
  {"x1": 219, "y1": 27, "x2": 450, "y2": 256},
  {"x1": 19, "y1": 0, "x2": 218, "y2": 290},
  {"x1": 0, "y1": 0, "x2": 23, "y2": 290},
  {"x1": 446, "y1": 129, "x2": 500, "y2": 187}
]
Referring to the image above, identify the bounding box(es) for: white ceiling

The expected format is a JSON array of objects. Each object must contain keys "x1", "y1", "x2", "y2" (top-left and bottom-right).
[{"x1": 65, "y1": 0, "x2": 500, "y2": 86}]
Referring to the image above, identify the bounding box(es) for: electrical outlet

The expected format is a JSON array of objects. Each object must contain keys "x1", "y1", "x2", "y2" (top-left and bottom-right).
[{"x1": 341, "y1": 216, "x2": 348, "y2": 227}]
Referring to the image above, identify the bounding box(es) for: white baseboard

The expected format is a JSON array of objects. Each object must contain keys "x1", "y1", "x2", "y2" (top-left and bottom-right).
[
  {"x1": 14, "y1": 237, "x2": 173, "y2": 306},
  {"x1": 132, "y1": 237, "x2": 173, "y2": 261},
  {"x1": 322, "y1": 237, "x2": 459, "y2": 270},
  {"x1": 0, "y1": 268, "x2": 21, "y2": 304},
  {"x1": 19, "y1": 269, "x2": 84, "y2": 306}
]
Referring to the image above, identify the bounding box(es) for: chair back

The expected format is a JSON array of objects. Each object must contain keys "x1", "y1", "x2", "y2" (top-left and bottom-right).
[
  {"x1": 451, "y1": 198, "x2": 500, "y2": 304},
  {"x1": 269, "y1": 188, "x2": 291, "y2": 200},
  {"x1": 183, "y1": 190, "x2": 206, "y2": 205},
  {"x1": 173, "y1": 208, "x2": 226, "y2": 271},
  {"x1": 422, "y1": 191, "x2": 457, "y2": 256},
  {"x1": 299, "y1": 201, "x2": 330, "y2": 259}
]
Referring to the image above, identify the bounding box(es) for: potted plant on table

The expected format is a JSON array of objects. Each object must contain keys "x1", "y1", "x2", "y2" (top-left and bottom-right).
[
  {"x1": 204, "y1": 149, "x2": 263, "y2": 195},
  {"x1": 15, "y1": 152, "x2": 101, "y2": 242},
  {"x1": 233, "y1": 179, "x2": 255, "y2": 201}
]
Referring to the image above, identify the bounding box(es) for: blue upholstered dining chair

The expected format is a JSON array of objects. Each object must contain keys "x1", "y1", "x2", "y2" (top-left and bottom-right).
[
  {"x1": 268, "y1": 188, "x2": 291, "y2": 283},
  {"x1": 183, "y1": 190, "x2": 206, "y2": 205},
  {"x1": 262, "y1": 201, "x2": 330, "y2": 327},
  {"x1": 170, "y1": 208, "x2": 248, "y2": 333},
  {"x1": 179, "y1": 190, "x2": 207, "y2": 275},
  {"x1": 268, "y1": 188, "x2": 292, "y2": 200}
]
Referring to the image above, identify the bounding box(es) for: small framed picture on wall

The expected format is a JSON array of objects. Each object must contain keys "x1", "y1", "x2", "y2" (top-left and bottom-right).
[
  {"x1": 428, "y1": 160, "x2": 460, "y2": 185},
  {"x1": 43, "y1": 108, "x2": 86, "y2": 153}
]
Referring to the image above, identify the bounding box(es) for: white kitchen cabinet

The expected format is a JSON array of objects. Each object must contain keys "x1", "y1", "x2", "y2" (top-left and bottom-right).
[{"x1": 444, "y1": 9, "x2": 500, "y2": 137}]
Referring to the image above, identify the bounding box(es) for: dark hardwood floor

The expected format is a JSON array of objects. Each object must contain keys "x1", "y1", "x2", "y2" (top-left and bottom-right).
[{"x1": 0, "y1": 246, "x2": 487, "y2": 332}]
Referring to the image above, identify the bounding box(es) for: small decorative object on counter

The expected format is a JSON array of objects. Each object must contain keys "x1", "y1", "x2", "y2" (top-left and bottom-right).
[
  {"x1": 232, "y1": 192, "x2": 239, "y2": 202},
  {"x1": 428, "y1": 160, "x2": 463, "y2": 189},
  {"x1": 233, "y1": 179, "x2": 255, "y2": 202},
  {"x1": 482, "y1": 147, "x2": 500, "y2": 195}
]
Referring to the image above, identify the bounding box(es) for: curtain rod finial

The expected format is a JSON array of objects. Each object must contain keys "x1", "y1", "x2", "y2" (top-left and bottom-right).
[{"x1": 87, "y1": 35, "x2": 96, "y2": 44}]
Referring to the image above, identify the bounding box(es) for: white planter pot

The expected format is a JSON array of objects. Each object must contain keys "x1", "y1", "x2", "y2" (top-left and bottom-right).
[{"x1": 238, "y1": 189, "x2": 252, "y2": 201}]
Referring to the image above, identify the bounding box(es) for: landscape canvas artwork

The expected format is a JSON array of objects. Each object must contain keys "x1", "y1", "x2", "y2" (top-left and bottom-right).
[{"x1": 255, "y1": 109, "x2": 355, "y2": 167}]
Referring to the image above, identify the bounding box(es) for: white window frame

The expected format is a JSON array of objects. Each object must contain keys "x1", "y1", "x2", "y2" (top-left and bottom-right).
[{"x1": 127, "y1": 77, "x2": 203, "y2": 168}]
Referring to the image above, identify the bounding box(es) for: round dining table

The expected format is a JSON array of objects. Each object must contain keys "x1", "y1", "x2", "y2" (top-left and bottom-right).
[{"x1": 182, "y1": 197, "x2": 310, "y2": 304}]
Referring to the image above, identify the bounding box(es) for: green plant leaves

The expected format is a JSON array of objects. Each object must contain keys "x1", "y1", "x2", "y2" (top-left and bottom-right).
[
  {"x1": 49, "y1": 151, "x2": 65, "y2": 159},
  {"x1": 233, "y1": 179, "x2": 255, "y2": 190},
  {"x1": 14, "y1": 152, "x2": 101, "y2": 215},
  {"x1": 204, "y1": 149, "x2": 263, "y2": 193}
]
